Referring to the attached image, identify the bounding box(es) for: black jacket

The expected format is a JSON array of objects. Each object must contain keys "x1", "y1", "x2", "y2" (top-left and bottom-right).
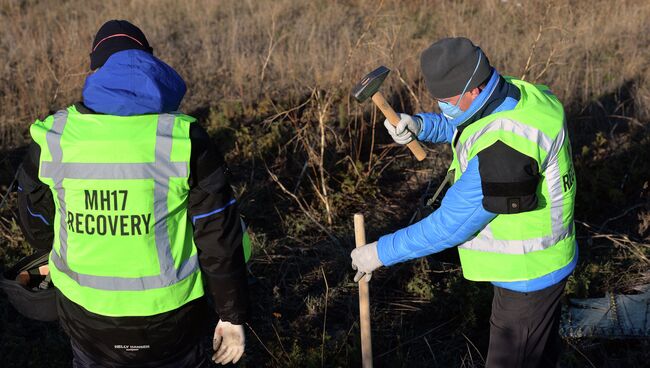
[{"x1": 17, "y1": 103, "x2": 249, "y2": 364}]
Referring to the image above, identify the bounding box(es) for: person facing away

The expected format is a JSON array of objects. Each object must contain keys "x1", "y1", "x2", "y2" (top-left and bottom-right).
[
  {"x1": 16, "y1": 20, "x2": 250, "y2": 367},
  {"x1": 350, "y1": 37, "x2": 577, "y2": 368}
]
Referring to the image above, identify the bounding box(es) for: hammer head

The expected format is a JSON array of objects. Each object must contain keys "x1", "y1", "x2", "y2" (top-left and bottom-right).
[{"x1": 351, "y1": 66, "x2": 390, "y2": 102}]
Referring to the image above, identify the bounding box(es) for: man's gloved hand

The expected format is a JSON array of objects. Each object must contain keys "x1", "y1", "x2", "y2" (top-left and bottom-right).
[
  {"x1": 384, "y1": 113, "x2": 421, "y2": 145},
  {"x1": 351, "y1": 241, "x2": 383, "y2": 282},
  {"x1": 212, "y1": 319, "x2": 245, "y2": 365}
]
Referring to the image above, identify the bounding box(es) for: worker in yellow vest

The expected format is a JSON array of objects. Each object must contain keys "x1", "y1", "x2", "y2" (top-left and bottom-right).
[
  {"x1": 351, "y1": 37, "x2": 577, "y2": 367},
  {"x1": 17, "y1": 20, "x2": 250, "y2": 367}
]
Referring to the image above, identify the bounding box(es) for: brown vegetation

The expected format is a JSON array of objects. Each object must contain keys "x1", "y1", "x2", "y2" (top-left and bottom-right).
[{"x1": 1, "y1": 0, "x2": 649, "y2": 366}]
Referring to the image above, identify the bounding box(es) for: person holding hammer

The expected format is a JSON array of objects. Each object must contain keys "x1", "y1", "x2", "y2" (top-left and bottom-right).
[{"x1": 350, "y1": 37, "x2": 577, "y2": 368}]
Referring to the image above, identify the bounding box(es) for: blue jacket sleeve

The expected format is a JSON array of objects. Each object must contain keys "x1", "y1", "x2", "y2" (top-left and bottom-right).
[
  {"x1": 415, "y1": 112, "x2": 455, "y2": 143},
  {"x1": 377, "y1": 157, "x2": 496, "y2": 266}
]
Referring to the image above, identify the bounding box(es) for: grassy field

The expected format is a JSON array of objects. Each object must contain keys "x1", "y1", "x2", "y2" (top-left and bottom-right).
[{"x1": 1, "y1": 0, "x2": 649, "y2": 366}]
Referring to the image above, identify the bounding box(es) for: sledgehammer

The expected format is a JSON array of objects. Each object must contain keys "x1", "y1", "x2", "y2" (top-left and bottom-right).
[{"x1": 352, "y1": 66, "x2": 426, "y2": 161}]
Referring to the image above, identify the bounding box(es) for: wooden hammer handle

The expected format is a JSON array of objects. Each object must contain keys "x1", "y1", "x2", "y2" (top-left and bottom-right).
[
  {"x1": 354, "y1": 213, "x2": 373, "y2": 368},
  {"x1": 371, "y1": 92, "x2": 427, "y2": 161}
]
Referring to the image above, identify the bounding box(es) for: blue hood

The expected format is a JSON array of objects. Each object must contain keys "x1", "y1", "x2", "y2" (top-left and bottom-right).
[{"x1": 82, "y1": 49, "x2": 186, "y2": 116}]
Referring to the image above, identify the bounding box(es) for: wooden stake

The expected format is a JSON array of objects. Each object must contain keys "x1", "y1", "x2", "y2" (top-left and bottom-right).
[{"x1": 354, "y1": 213, "x2": 373, "y2": 368}]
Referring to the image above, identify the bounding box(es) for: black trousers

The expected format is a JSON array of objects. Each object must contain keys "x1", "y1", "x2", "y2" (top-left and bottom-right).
[
  {"x1": 486, "y1": 279, "x2": 566, "y2": 368},
  {"x1": 56, "y1": 290, "x2": 214, "y2": 367},
  {"x1": 71, "y1": 339, "x2": 210, "y2": 368}
]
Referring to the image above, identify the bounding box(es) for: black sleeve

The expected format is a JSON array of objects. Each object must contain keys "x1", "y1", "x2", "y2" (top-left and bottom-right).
[
  {"x1": 17, "y1": 142, "x2": 55, "y2": 250},
  {"x1": 477, "y1": 140, "x2": 540, "y2": 214},
  {"x1": 188, "y1": 123, "x2": 249, "y2": 324}
]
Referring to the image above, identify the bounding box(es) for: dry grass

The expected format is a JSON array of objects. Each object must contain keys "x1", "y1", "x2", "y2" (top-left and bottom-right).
[
  {"x1": 1, "y1": 0, "x2": 649, "y2": 147},
  {"x1": 1, "y1": 0, "x2": 650, "y2": 367}
]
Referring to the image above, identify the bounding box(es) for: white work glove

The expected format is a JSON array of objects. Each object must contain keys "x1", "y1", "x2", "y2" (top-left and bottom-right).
[
  {"x1": 212, "y1": 319, "x2": 245, "y2": 365},
  {"x1": 384, "y1": 113, "x2": 421, "y2": 145},
  {"x1": 351, "y1": 241, "x2": 383, "y2": 282}
]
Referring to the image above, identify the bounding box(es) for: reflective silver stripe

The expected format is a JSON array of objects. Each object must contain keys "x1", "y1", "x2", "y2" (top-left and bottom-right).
[
  {"x1": 154, "y1": 114, "x2": 176, "y2": 280},
  {"x1": 50, "y1": 250, "x2": 198, "y2": 291},
  {"x1": 46, "y1": 110, "x2": 69, "y2": 260},
  {"x1": 456, "y1": 120, "x2": 572, "y2": 254},
  {"x1": 42, "y1": 113, "x2": 198, "y2": 290},
  {"x1": 540, "y1": 121, "x2": 566, "y2": 171},
  {"x1": 40, "y1": 162, "x2": 187, "y2": 179},
  {"x1": 461, "y1": 222, "x2": 574, "y2": 254},
  {"x1": 456, "y1": 118, "x2": 554, "y2": 172},
  {"x1": 543, "y1": 125, "x2": 568, "y2": 241},
  {"x1": 47, "y1": 110, "x2": 66, "y2": 162}
]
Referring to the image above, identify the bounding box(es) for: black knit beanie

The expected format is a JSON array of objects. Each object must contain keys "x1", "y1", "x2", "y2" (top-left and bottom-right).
[
  {"x1": 90, "y1": 20, "x2": 153, "y2": 70},
  {"x1": 420, "y1": 37, "x2": 492, "y2": 99}
]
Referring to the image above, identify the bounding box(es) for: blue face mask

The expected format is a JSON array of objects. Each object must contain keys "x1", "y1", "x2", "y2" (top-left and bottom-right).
[
  {"x1": 437, "y1": 52, "x2": 483, "y2": 120},
  {"x1": 438, "y1": 100, "x2": 464, "y2": 119}
]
